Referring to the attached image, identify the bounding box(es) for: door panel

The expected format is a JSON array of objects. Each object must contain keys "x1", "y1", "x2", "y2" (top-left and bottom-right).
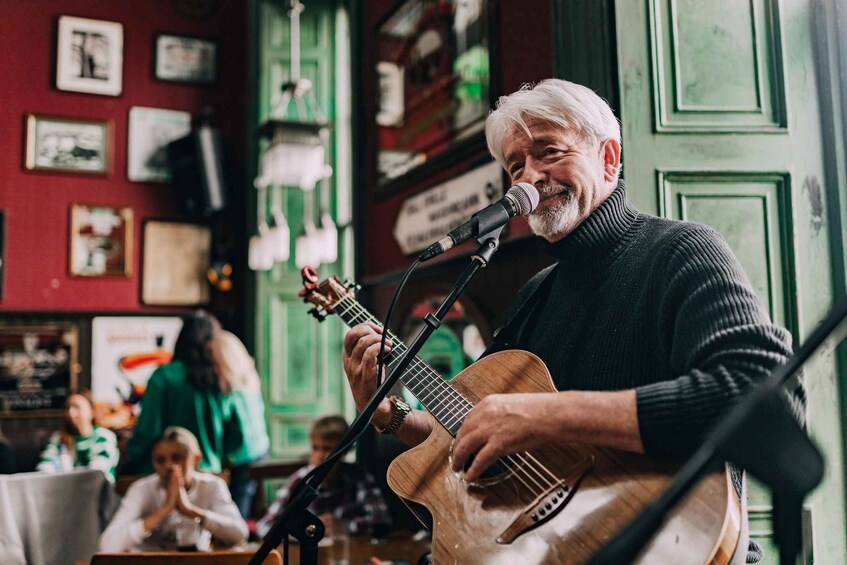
[{"x1": 616, "y1": 0, "x2": 844, "y2": 561}]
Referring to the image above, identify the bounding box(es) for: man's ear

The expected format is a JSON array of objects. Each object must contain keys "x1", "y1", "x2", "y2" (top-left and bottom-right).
[
  {"x1": 600, "y1": 138, "x2": 622, "y2": 183},
  {"x1": 193, "y1": 453, "x2": 202, "y2": 468}
]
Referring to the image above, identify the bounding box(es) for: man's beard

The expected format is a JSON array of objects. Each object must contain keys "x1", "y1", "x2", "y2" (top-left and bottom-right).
[{"x1": 527, "y1": 184, "x2": 580, "y2": 239}]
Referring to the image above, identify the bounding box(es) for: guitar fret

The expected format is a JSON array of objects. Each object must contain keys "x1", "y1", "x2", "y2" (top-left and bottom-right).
[{"x1": 334, "y1": 295, "x2": 473, "y2": 433}]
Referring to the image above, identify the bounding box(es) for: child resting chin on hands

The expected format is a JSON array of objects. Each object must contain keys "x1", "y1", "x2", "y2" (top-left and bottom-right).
[{"x1": 99, "y1": 426, "x2": 247, "y2": 552}]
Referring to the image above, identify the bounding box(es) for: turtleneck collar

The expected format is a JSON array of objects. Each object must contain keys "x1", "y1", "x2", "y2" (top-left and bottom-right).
[{"x1": 538, "y1": 180, "x2": 640, "y2": 266}]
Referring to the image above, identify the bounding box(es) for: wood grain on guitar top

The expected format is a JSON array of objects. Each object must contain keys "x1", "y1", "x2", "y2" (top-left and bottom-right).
[{"x1": 386, "y1": 350, "x2": 741, "y2": 564}]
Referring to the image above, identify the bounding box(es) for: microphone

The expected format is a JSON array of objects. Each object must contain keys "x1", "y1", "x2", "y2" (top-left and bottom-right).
[{"x1": 419, "y1": 182, "x2": 540, "y2": 261}]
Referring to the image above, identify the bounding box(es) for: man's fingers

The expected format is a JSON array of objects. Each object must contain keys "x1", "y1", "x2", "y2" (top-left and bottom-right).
[
  {"x1": 451, "y1": 426, "x2": 484, "y2": 473},
  {"x1": 344, "y1": 324, "x2": 377, "y2": 355},
  {"x1": 350, "y1": 333, "x2": 383, "y2": 367},
  {"x1": 464, "y1": 444, "x2": 500, "y2": 483}
]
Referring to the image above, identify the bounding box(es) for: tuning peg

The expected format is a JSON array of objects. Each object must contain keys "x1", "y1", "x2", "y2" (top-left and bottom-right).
[
  {"x1": 343, "y1": 278, "x2": 361, "y2": 293},
  {"x1": 308, "y1": 307, "x2": 326, "y2": 322}
]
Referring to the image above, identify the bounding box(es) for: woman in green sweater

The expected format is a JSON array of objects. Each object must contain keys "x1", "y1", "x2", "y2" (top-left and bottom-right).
[{"x1": 125, "y1": 311, "x2": 242, "y2": 475}]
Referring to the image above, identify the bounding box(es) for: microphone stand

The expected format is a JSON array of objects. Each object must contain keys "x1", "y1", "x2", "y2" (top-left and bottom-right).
[
  {"x1": 249, "y1": 228, "x2": 506, "y2": 565},
  {"x1": 588, "y1": 296, "x2": 847, "y2": 565}
]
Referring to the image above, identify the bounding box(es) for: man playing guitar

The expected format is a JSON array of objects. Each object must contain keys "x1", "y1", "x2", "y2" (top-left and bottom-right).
[{"x1": 341, "y1": 79, "x2": 794, "y2": 564}]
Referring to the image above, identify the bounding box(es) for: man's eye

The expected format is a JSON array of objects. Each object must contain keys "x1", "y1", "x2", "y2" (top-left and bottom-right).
[
  {"x1": 509, "y1": 164, "x2": 523, "y2": 175},
  {"x1": 543, "y1": 148, "x2": 560, "y2": 156}
]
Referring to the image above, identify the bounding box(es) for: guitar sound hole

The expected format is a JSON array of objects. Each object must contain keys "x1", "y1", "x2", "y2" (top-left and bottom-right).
[{"x1": 449, "y1": 440, "x2": 521, "y2": 487}]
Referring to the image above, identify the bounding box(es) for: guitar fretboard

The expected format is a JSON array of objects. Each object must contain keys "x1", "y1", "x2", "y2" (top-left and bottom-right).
[{"x1": 333, "y1": 294, "x2": 472, "y2": 435}]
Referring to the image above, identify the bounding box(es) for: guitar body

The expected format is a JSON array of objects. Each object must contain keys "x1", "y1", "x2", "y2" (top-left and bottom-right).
[{"x1": 387, "y1": 350, "x2": 741, "y2": 564}]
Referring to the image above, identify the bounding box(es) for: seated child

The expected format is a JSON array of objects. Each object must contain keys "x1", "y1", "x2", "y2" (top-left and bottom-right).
[
  {"x1": 256, "y1": 415, "x2": 389, "y2": 539},
  {"x1": 36, "y1": 391, "x2": 118, "y2": 481},
  {"x1": 99, "y1": 426, "x2": 248, "y2": 552}
]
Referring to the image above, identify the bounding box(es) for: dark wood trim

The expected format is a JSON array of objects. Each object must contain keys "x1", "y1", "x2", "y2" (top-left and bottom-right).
[{"x1": 551, "y1": 0, "x2": 620, "y2": 115}]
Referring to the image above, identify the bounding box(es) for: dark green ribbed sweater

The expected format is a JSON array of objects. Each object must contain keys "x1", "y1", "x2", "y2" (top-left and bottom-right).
[{"x1": 493, "y1": 183, "x2": 793, "y2": 459}]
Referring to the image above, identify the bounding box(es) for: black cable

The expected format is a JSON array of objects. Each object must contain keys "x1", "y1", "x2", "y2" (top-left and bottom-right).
[{"x1": 296, "y1": 257, "x2": 420, "y2": 489}]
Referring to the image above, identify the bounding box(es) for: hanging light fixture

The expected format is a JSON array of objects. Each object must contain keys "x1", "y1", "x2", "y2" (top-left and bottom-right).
[
  {"x1": 248, "y1": 184, "x2": 274, "y2": 271},
  {"x1": 255, "y1": 0, "x2": 332, "y2": 192}
]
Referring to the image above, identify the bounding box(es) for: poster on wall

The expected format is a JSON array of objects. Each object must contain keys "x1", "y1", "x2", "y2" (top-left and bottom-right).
[
  {"x1": 91, "y1": 316, "x2": 182, "y2": 429},
  {"x1": 0, "y1": 324, "x2": 79, "y2": 414}
]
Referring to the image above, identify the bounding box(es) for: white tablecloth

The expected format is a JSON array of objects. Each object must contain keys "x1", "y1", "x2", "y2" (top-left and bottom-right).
[{"x1": 0, "y1": 469, "x2": 117, "y2": 565}]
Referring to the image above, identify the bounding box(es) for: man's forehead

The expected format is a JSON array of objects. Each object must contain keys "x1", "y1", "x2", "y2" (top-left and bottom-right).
[{"x1": 503, "y1": 121, "x2": 581, "y2": 155}]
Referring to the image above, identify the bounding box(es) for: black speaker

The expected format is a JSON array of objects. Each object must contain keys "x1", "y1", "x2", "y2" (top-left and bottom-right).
[{"x1": 167, "y1": 124, "x2": 228, "y2": 216}]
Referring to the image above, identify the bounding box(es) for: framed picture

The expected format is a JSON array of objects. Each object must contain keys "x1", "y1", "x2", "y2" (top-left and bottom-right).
[
  {"x1": 69, "y1": 204, "x2": 133, "y2": 277},
  {"x1": 141, "y1": 220, "x2": 211, "y2": 306},
  {"x1": 0, "y1": 323, "x2": 79, "y2": 416},
  {"x1": 154, "y1": 33, "x2": 218, "y2": 84},
  {"x1": 91, "y1": 316, "x2": 182, "y2": 430},
  {"x1": 25, "y1": 114, "x2": 111, "y2": 175},
  {"x1": 127, "y1": 106, "x2": 192, "y2": 183},
  {"x1": 56, "y1": 15, "x2": 123, "y2": 96},
  {"x1": 373, "y1": 0, "x2": 498, "y2": 194}
]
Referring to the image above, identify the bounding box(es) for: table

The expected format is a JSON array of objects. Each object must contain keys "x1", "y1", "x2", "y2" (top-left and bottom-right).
[{"x1": 280, "y1": 532, "x2": 431, "y2": 565}]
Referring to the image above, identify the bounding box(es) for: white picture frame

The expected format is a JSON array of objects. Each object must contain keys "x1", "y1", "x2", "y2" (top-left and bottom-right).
[
  {"x1": 56, "y1": 15, "x2": 123, "y2": 96},
  {"x1": 127, "y1": 106, "x2": 192, "y2": 183}
]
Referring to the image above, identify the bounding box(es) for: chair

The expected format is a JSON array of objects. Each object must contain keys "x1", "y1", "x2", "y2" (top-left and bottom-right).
[
  {"x1": 91, "y1": 549, "x2": 282, "y2": 565},
  {"x1": 248, "y1": 459, "x2": 307, "y2": 516}
]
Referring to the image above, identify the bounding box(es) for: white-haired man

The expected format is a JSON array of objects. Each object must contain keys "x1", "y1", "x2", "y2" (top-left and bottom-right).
[{"x1": 342, "y1": 79, "x2": 792, "y2": 563}]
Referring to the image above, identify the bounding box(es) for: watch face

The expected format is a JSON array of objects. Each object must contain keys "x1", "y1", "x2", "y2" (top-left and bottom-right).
[{"x1": 172, "y1": 0, "x2": 219, "y2": 20}]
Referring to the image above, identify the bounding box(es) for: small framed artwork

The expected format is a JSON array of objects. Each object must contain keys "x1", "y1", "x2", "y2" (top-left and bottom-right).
[
  {"x1": 0, "y1": 322, "x2": 79, "y2": 416},
  {"x1": 154, "y1": 33, "x2": 218, "y2": 85},
  {"x1": 141, "y1": 220, "x2": 211, "y2": 306},
  {"x1": 25, "y1": 114, "x2": 111, "y2": 175},
  {"x1": 69, "y1": 204, "x2": 133, "y2": 277},
  {"x1": 127, "y1": 106, "x2": 192, "y2": 183},
  {"x1": 56, "y1": 15, "x2": 123, "y2": 96}
]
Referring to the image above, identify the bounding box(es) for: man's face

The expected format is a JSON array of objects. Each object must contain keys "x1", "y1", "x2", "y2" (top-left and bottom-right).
[
  {"x1": 309, "y1": 434, "x2": 337, "y2": 467},
  {"x1": 502, "y1": 120, "x2": 617, "y2": 242}
]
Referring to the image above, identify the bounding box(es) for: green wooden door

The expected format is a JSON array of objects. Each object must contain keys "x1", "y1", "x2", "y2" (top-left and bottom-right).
[
  {"x1": 254, "y1": 0, "x2": 353, "y2": 464},
  {"x1": 615, "y1": 0, "x2": 844, "y2": 561}
]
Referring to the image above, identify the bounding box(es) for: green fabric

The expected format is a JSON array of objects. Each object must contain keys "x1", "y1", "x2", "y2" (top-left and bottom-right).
[
  {"x1": 125, "y1": 361, "x2": 243, "y2": 474},
  {"x1": 37, "y1": 425, "x2": 119, "y2": 481},
  {"x1": 227, "y1": 390, "x2": 270, "y2": 466}
]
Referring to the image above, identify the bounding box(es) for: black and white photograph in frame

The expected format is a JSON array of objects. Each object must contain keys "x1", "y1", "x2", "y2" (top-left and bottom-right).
[
  {"x1": 56, "y1": 15, "x2": 123, "y2": 96},
  {"x1": 154, "y1": 34, "x2": 217, "y2": 84},
  {"x1": 24, "y1": 114, "x2": 111, "y2": 175},
  {"x1": 127, "y1": 106, "x2": 192, "y2": 183}
]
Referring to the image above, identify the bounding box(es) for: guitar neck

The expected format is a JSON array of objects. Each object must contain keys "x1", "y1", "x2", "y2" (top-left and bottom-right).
[{"x1": 333, "y1": 294, "x2": 471, "y2": 435}]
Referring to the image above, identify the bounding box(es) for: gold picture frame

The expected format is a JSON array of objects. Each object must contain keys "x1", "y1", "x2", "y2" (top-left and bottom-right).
[
  {"x1": 69, "y1": 204, "x2": 133, "y2": 277},
  {"x1": 25, "y1": 114, "x2": 112, "y2": 175},
  {"x1": 141, "y1": 220, "x2": 211, "y2": 306}
]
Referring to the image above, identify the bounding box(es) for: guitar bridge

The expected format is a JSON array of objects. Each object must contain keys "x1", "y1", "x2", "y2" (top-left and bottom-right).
[{"x1": 496, "y1": 456, "x2": 594, "y2": 544}]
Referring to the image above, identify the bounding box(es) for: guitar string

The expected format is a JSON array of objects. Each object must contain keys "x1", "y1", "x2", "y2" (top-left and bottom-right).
[
  {"x1": 336, "y1": 295, "x2": 562, "y2": 487},
  {"x1": 336, "y1": 296, "x2": 563, "y2": 495},
  {"x1": 337, "y1": 298, "x2": 560, "y2": 495},
  {"x1": 336, "y1": 299, "x2": 554, "y2": 496}
]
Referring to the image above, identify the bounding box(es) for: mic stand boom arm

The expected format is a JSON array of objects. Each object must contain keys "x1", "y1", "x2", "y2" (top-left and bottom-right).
[{"x1": 249, "y1": 227, "x2": 506, "y2": 565}]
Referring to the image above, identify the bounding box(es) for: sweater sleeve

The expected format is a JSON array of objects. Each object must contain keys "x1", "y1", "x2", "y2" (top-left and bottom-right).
[
  {"x1": 636, "y1": 225, "x2": 794, "y2": 458},
  {"x1": 98, "y1": 480, "x2": 151, "y2": 552},
  {"x1": 125, "y1": 367, "x2": 167, "y2": 471},
  {"x1": 201, "y1": 476, "x2": 248, "y2": 546}
]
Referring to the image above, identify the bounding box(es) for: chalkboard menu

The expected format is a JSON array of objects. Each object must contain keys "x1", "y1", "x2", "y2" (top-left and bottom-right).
[{"x1": 0, "y1": 324, "x2": 78, "y2": 414}]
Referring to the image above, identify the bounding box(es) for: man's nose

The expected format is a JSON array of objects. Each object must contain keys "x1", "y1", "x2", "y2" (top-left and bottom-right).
[{"x1": 518, "y1": 156, "x2": 547, "y2": 187}]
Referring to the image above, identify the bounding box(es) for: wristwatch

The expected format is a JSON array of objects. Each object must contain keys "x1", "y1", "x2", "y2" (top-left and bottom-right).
[{"x1": 376, "y1": 395, "x2": 411, "y2": 435}]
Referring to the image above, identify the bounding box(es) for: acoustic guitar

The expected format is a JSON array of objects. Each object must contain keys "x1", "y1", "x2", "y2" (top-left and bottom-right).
[{"x1": 301, "y1": 271, "x2": 740, "y2": 564}]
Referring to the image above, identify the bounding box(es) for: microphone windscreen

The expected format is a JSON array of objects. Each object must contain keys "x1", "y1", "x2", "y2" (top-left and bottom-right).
[{"x1": 508, "y1": 183, "x2": 541, "y2": 215}]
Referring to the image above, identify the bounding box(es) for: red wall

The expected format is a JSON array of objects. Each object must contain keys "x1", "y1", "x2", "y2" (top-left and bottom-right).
[
  {"x1": 0, "y1": 0, "x2": 247, "y2": 312},
  {"x1": 360, "y1": 0, "x2": 553, "y2": 279}
]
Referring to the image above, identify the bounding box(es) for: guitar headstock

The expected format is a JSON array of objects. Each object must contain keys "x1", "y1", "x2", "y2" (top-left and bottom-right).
[{"x1": 299, "y1": 266, "x2": 359, "y2": 321}]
